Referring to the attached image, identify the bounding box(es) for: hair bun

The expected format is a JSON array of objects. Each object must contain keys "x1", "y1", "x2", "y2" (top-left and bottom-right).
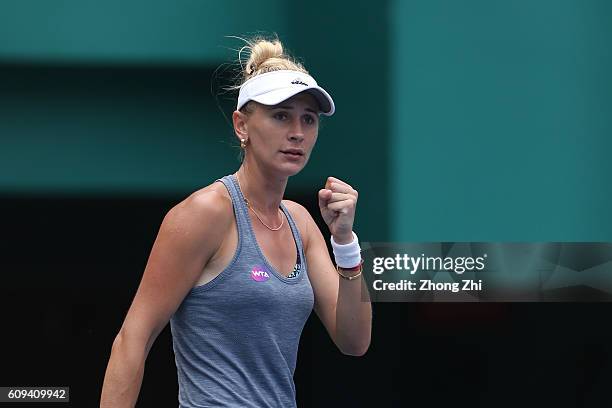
[
  {"x1": 247, "y1": 40, "x2": 284, "y2": 75},
  {"x1": 219, "y1": 35, "x2": 309, "y2": 95},
  {"x1": 235, "y1": 36, "x2": 307, "y2": 81}
]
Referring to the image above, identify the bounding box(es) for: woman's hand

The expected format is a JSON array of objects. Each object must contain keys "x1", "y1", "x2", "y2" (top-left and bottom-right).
[{"x1": 318, "y1": 176, "x2": 358, "y2": 244}]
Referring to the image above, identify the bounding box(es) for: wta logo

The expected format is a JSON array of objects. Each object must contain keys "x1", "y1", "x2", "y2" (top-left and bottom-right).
[{"x1": 251, "y1": 265, "x2": 270, "y2": 282}]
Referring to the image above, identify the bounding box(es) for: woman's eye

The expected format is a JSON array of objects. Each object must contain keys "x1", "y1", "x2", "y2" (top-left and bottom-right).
[
  {"x1": 273, "y1": 112, "x2": 288, "y2": 120},
  {"x1": 304, "y1": 115, "x2": 316, "y2": 125}
]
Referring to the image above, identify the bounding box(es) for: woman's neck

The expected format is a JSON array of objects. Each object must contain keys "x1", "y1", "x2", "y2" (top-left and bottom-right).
[{"x1": 235, "y1": 162, "x2": 288, "y2": 216}]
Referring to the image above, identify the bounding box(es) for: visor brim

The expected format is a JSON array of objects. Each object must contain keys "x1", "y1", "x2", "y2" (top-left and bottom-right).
[{"x1": 249, "y1": 86, "x2": 335, "y2": 116}]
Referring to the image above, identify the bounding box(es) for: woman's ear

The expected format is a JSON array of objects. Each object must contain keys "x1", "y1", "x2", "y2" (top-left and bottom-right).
[{"x1": 232, "y1": 110, "x2": 248, "y2": 141}]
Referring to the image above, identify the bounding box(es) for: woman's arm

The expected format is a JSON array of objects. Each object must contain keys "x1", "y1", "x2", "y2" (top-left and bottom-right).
[
  {"x1": 289, "y1": 176, "x2": 371, "y2": 356},
  {"x1": 100, "y1": 190, "x2": 232, "y2": 407},
  {"x1": 305, "y1": 217, "x2": 372, "y2": 356}
]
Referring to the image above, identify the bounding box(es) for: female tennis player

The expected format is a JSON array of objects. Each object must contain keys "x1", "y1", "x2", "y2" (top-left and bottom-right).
[{"x1": 100, "y1": 36, "x2": 372, "y2": 407}]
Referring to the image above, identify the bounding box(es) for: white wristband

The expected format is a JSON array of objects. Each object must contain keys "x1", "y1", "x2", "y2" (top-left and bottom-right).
[{"x1": 330, "y1": 231, "x2": 361, "y2": 268}]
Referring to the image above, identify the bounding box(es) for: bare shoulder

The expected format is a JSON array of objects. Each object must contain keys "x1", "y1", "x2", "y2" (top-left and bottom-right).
[
  {"x1": 156, "y1": 181, "x2": 235, "y2": 257},
  {"x1": 282, "y1": 199, "x2": 314, "y2": 224},
  {"x1": 282, "y1": 199, "x2": 318, "y2": 249},
  {"x1": 169, "y1": 181, "x2": 233, "y2": 229}
]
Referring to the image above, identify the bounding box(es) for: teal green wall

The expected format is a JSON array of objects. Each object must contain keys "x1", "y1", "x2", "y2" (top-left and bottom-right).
[
  {"x1": 0, "y1": 1, "x2": 292, "y2": 196},
  {"x1": 1, "y1": 66, "x2": 239, "y2": 195},
  {"x1": 0, "y1": 0, "x2": 286, "y2": 64},
  {"x1": 391, "y1": 0, "x2": 612, "y2": 241},
  {"x1": 285, "y1": 1, "x2": 391, "y2": 240},
  {"x1": 0, "y1": 0, "x2": 390, "y2": 240},
  {"x1": 6, "y1": 0, "x2": 610, "y2": 241}
]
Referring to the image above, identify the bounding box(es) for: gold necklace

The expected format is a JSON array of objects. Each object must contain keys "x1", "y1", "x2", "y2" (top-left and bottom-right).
[{"x1": 235, "y1": 173, "x2": 285, "y2": 231}]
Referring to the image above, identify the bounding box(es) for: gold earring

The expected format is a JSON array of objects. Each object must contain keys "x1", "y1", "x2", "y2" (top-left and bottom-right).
[{"x1": 240, "y1": 138, "x2": 248, "y2": 149}]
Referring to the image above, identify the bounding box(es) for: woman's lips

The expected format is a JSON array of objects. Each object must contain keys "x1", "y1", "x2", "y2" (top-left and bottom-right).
[{"x1": 280, "y1": 149, "x2": 304, "y2": 159}]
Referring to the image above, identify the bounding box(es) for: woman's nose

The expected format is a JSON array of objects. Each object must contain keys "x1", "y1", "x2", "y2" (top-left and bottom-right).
[
  {"x1": 289, "y1": 133, "x2": 304, "y2": 142},
  {"x1": 288, "y1": 119, "x2": 305, "y2": 142}
]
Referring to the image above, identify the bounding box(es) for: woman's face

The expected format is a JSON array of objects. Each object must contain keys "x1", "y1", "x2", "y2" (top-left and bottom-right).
[{"x1": 236, "y1": 92, "x2": 320, "y2": 177}]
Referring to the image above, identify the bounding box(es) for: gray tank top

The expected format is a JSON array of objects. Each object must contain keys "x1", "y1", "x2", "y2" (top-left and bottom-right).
[{"x1": 170, "y1": 174, "x2": 315, "y2": 408}]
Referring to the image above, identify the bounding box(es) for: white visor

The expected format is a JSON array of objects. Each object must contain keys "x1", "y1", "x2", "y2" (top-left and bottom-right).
[{"x1": 237, "y1": 70, "x2": 335, "y2": 116}]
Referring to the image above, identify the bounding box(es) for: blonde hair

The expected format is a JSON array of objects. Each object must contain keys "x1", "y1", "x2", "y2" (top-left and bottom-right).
[
  {"x1": 223, "y1": 35, "x2": 309, "y2": 112},
  {"x1": 239, "y1": 36, "x2": 307, "y2": 80}
]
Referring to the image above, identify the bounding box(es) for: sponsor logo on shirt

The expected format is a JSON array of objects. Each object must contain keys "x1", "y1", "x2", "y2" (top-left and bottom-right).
[{"x1": 251, "y1": 265, "x2": 270, "y2": 282}]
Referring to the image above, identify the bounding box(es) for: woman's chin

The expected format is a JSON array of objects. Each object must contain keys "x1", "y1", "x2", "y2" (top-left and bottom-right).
[{"x1": 276, "y1": 162, "x2": 305, "y2": 177}]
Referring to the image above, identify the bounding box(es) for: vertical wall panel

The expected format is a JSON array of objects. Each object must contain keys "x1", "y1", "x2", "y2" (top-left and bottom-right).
[{"x1": 391, "y1": 0, "x2": 612, "y2": 240}]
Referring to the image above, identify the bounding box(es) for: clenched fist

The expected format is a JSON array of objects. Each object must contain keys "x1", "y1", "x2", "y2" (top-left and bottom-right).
[{"x1": 318, "y1": 176, "x2": 358, "y2": 244}]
